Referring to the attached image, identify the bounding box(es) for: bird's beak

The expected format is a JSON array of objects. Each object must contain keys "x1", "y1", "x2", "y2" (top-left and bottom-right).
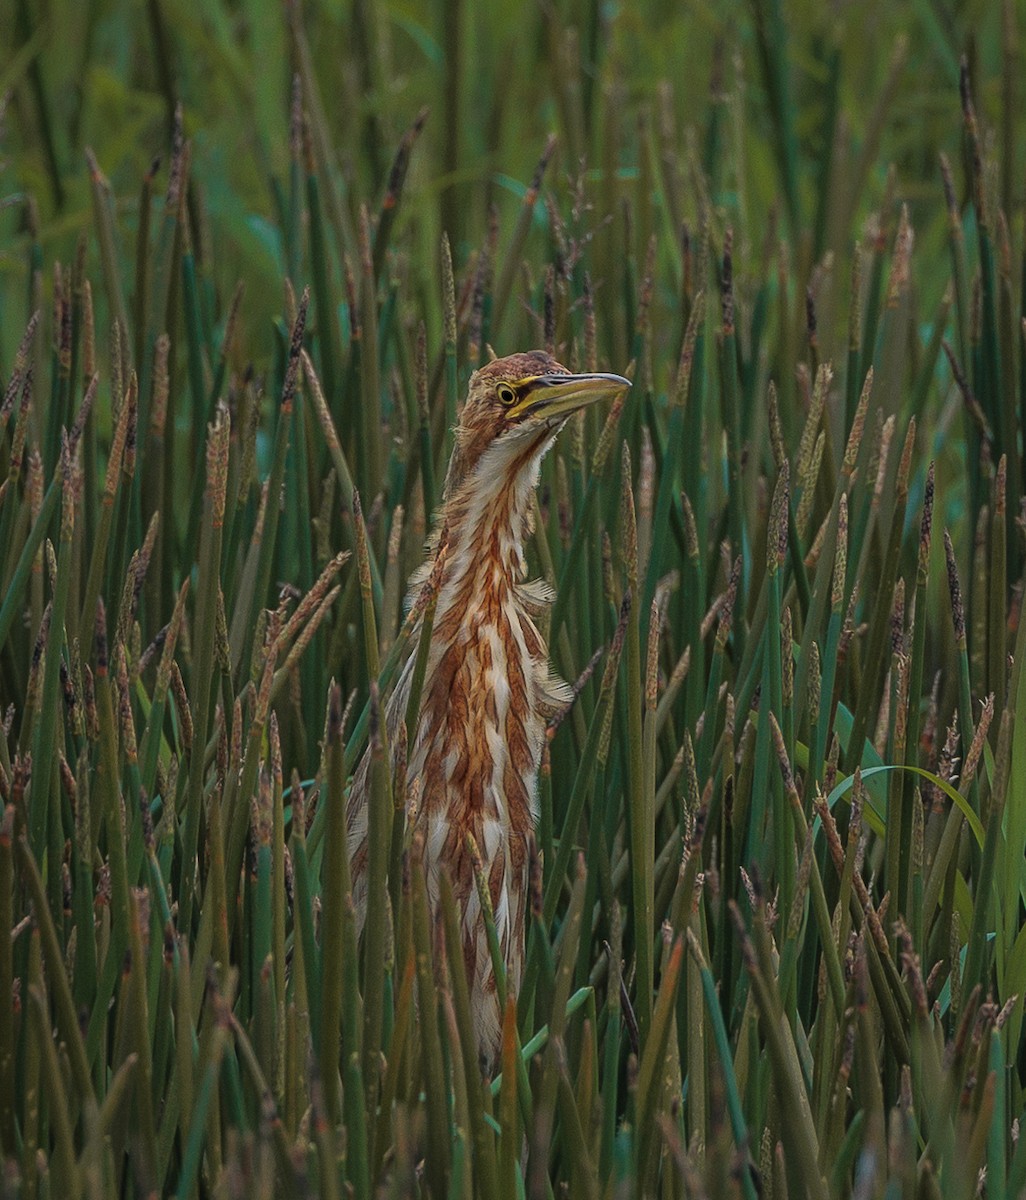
[{"x1": 507, "y1": 372, "x2": 631, "y2": 422}]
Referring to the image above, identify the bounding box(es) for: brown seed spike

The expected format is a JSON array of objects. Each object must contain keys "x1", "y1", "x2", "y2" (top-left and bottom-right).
[
  {"x1": 281, "y1": 288, "x2": 309, "y2": 414},
  {"x1": 621, "y1": 443, "x2": 638, "y2": 590},
  {"x1": 768, "y1": 462, "x2": 790, "y2": 576},
  {"x1": 918, "y1": 461, "x2": 935, "y2": 579},
  {"x1": 767, "y1": 381, "x2": 786, "y2": 471},
  {"x1": 896, "y1": 417, "x2": 916, "y2": 499},
  {"x1": 721, "y1": 227, "x2": 734, "y2": 334},
  {"x1": 995, "y1": 454, "x2": 1007, "y2": 518},
  {"x1": 835, "y1": 494, "x2": 849, "y2": 614},
  {"x1": 944, "y1": 530, "x2": 966, "y2": 645}
]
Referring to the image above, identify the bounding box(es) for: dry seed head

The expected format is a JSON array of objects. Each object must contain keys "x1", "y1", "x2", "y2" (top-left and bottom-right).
[
  {"x1": 638, "y1": 428, "x2": 655, "y2": 538},
  {"x1": 64, "y1": 375, "x2": 98, "y2": 463},
  {"x1": 569, "y1": 405, "x2": 585, "y2": 469},
  {"x1": 600, "y1": 591, "x2": 632, "y2": 696},
  {"x1": 441, "y1": 233, "x2": 456, "y2": 347},
  {"x1": 769, "y1": 711, "x2": 798, "y2": 803},
  {"x1": 796, "y1": 430, "x2": 824, "y2": 540},
  {"x1": 45, "y1": 539, "x2": 57, "y2": 592},
  {"x1": 673, "y1": 290, "x2": 705, "y2": 409},
  {"x1": 943, "y1": 530, "x2": 966, "y2": 644},
  {"x1": 213, "y1": 586, "x2": 232, "y2": 675},
  {"x1": 620, "y1": 442, "x2": 638, "y2": 589},
  {"x1": 9, "y1": 365, "x2": 32, "y2": 473},
  {"x1": 581, "y1": 271, "x2": 598, "y2": 373},
  {"x1": 109, "y1": 319, "x2": 123, "y2": 431},
  {"x1": 716, "y1": 557, "x2": 742, "y2": 650},
  {"x1": 720, "y1": 227, "x2": 734, "y2": 334},
  {"x1": 996, "y1": 453, "x2": 1007, "y2": 518},
  {"x1": 788, "y1": 827, "x2": 815, "y2": 939},
  {"x1": 894, "y1": 653, "x2": 910, "y2": 751},
  {"x1": 645, "y1": 598, "x2": 661, "y2": 712},
  {"x1": 918, "y1": 461, "x2": 935, "y2": 578},
  {"x1": 414, "y1": 322, "x2": 429, "y2": 423},
  {"x1": 289, "y1": 72, "x2": 303, "y2": 163},
  {"x1": 170, "y1": 661, "x2": 192, "y2": 752},
  {"x1": 60, "y1": 435, "x2": 75, "y2": 541},
  {"x1": 781, "y1": 606, "x2": 793, "y2": 709},
  {"x1": 301, "y1": 349, "x2": 341, "y2": 461},
  {"x1": 873, "y1": 414, "x2": 896, "y2": 509},
  {"x1": 808, "y1": 640, "x2": 821, "y2": 725},
  {"x1": 283, "y1": 553, "x2": 349, "y2": 657},
  {"x1": 602, "y1": 530, "x2": 615, "y2": 608},
  {"x1": 593, "y1": 386, "x2": 628, "y2": 475},
  {"x1": 962, "y1": 694, "x2": 993, "y2": 792},
  {"x1": 26, "y1": 605, "x2": 51, "y2": 713},
  {"x1": 796, "y1": 363, "x2": 830, "y2": 483},
  {"x1": 844, "y1": 369, "x2": 868, "y2": 477},
  {"x1": 959, "y1": 58, "x2": 986, "y2": 220},
  {"x1": 911, "y1": 786, "x2": 924, "y2": 879},
  {"x1": 1, "y1": 311, "x2": 40, "y2": 426},
  {"x1": 386, "y1": 508, "x2": 404, "y2": 568},
  {"x1": 215, "y1": 706, "x2": 228, "y2": 789},
  {"x1": 839, "y1": 579, "x2": 860, "y2": 659},
  {"x1": 681, "y1": 492, "x2": 699, "y2": 560},
  {"x1": 352, "y1": 490, "x2": 373, "y2": 596},
  {"x1": 115, "y1": 645, "x2": 137, "y2": 763},
  {"x1": 681, "y1": 730, "x2": 700, "y2": 817},
  {"x1": 93, "y1": 597, "x2": 108, "y2": 675},
  {"x1": 384, "y1": 106, "x2": 428, "y2": 211},
  {"x1": 768, "y1": 461, "x2": 789, "y2": 576},
  {"x1": 83, "y1": 665, "x2": 98, "y2": 741},
  {"x1": 206, "y1": 403, "x2": 231, "y2": 528},
  {"x1": 835, "y1": 494, "x2": 849, "y2": 614},
  {"x1": 886, "y1": 205, "x2": 914, "y2": 305},
  {"x1": 281, "y1": 288, "x2": 309, "y2": 413},
  {"x1": 767, "y1": 381, "x2": 786, "y2": 470},
  {"x1": 896, "y1": 417, "x2": 916, "y2": 499},
  {"x1": 165, "y1": 104, "x2": 186, "y2": 210},
  {"x1": 104, "y1": 384, "x2": 132, "y2": 499},
  {"x1": 61, "y1": 650, "x2": 82, "y2": 738},
  {"x1": 121, "y1": 368, "x2": 139, "y2": 472},
  {"x1": 891, "y1": 577, "x2": 906, "y2": 654},
  {"x1": 897, "y1": 924, "x2": 929, "y2": 1018}
]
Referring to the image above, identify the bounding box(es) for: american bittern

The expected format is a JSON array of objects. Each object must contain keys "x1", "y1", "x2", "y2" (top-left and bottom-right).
[{"x1": 347, "y1": 351, "x2": 629, "y2": 1069}]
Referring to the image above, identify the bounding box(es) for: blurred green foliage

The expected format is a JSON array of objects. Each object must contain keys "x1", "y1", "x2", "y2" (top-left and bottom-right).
[{"x1": 3, "y1": 0, "x2": 1026, "y2": 1197}]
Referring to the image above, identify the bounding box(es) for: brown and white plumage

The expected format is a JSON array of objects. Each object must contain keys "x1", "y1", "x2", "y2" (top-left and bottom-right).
[{"x1": 346, "y1": 351, "x2": 629, "y2": 1070}]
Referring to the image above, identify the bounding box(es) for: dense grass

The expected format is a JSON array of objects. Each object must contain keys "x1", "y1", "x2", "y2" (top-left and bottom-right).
[{"x1": 2, "y1": 0, "x2": 1026, "y2": 1195}]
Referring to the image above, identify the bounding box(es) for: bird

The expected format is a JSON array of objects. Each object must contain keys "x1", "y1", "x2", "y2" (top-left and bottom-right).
[{"x1": 346, "y1": 350, "x2": 629, "y2": 1070}]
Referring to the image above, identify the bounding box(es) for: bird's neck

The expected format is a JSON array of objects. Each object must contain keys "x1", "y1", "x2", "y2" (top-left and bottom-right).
[{"x1": 437, "y1": 432, "x2": 551, "y2": 597}]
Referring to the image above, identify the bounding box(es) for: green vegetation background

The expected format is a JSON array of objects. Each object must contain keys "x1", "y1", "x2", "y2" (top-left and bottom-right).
[{"x1": 2, "y1": 0, "x2": 1026, "y2": 1197}]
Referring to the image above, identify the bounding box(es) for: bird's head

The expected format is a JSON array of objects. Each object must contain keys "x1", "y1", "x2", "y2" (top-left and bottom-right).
[{"x1": 444, "y1": 350, "x2": 630, "y2": 498}]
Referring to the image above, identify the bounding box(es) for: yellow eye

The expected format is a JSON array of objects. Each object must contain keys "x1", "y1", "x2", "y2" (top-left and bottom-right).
[{"x1": 497, "y1": 383, "x2": 517, "y2": 407}]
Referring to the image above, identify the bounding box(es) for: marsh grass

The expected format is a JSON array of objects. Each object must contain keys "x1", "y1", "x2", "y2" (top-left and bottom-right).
[{"x1": 2, "y1": 1, "x2": 1026, "y2": 1195}]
